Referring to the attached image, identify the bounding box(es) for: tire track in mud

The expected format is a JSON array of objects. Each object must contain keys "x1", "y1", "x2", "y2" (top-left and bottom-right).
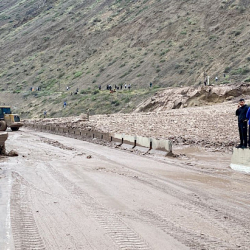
[
  {"x1": 94, "y1": 160, "x2": 250, "y2": 249},
  {"x1": 45, "y1": 160, "x2": 246, "y2": 250},
  {"x1": 29, "y1": 190, "x2": 95, "y2": 250},
  {"x1": 128, "y1": 178, "x2": 238, "y2": 249},
  {"x1": 137, "y1": 209, "x2": 232, "y2": 250},
  {"x1": 43, "y1": 142, "x2": 250, "y2": 249},
  {"x1": 46, "y1": 165, "x2": 151, "y2": 250},
  {"x1": 10, "y1": 172, "x2": 46, "y2": 250},
  {"x1": 22, "y1": 131, "x2": 250, "y2": 248},
  {"x1": 130, "y1": 174, "x2": 250, "y2": 249},
  {"x1": 11, "y1": 172, "x2": 94, "y2": 250}
]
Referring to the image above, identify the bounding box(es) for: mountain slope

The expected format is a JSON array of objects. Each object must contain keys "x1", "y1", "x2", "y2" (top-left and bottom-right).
[{"x1": 0, "y1": 0, "x2": 250, "y2": 117}]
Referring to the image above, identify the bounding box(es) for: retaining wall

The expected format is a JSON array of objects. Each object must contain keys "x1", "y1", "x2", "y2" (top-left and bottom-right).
[
  {"x1": 25, "y1": 124, "x2": 172, "y2": 154},
  {"x1": 230, "y1": 148, "x2": 250, "y2": 173}
]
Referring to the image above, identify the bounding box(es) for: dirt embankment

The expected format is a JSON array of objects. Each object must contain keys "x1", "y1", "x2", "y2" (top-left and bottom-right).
[
  {"x1": 134, "y1": 83, "x2": 250, "y2": 112},
  {"x1": 24, "y1": 84, "x2": 250, "y2": 151}
]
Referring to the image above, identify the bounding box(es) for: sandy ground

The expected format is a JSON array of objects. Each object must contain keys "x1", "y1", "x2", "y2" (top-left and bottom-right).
[{"x1": 1, "y1": 128, "x2": 250, "y2": 250}]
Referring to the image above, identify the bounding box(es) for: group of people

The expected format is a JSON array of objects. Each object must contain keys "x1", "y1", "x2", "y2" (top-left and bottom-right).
[
  {"x1": 42, "y1": 81, "x2": 154, "y2": 116},
  {"x1": 67, "y1": 86, "x2": 79, "y2": 95},
  {"x1": 236, "y1": 98, "x2": 250, "y2": 148},
  {"x1": 30, "y1": 86, "x2": 41, "y2": 91},
  {"x1": 104, "y1": 84, "x2": 131, "y2": 92}
]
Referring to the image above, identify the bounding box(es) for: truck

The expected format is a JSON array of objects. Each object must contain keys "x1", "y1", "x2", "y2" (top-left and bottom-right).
[{"x1": 0, "y1": 106, "x2": 23, "y2": 131}]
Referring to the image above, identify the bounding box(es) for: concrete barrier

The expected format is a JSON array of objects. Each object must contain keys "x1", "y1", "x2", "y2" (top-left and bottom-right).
[
  {"x1": 0, "y1": 132, "x2": 8, "y2": 147},
  {"x1": 74, "y1": 129, "x2": 81, "y2": 136},
  {"x1": 58, "y1": 127, "x2": 64, "y2": 133},
  {"x1": 112, "y1": 133, "x2": 172, "y2": 154},
  {"x1": 0, "y1": 132, "x2": 8, "y2": 154},
  {"x1": 151, "y1": 138, "x2": 172, "y2": 152},
  {"x1": 230, "y1": 148, "x2": 250, "y2": 173},
  {"x1": 102, "y1": 132, "x2": 110, "y2": 141},
  {"x1": 24, "y1": 124, "x2": 172, "y2": 154}
]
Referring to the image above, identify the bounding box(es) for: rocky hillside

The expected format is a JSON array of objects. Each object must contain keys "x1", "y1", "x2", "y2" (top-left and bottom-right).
[
  {"x1": 134, "y1": 82, "x2": 250, "y2": 112},
  {"x1": 1, "y1": 0, "x2": 250, "y2": 117}
]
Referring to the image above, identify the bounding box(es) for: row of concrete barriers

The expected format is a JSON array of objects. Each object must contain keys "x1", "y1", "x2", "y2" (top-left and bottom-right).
[
  {"x1": 24, "y1": 123, "x2": 250, "y2": 172},
  {"x1": 25, "y1": 124, "x2": 172, "y2": 155}
]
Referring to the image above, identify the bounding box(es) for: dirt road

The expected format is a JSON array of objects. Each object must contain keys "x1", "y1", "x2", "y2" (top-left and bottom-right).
[{"x1": 1, "y1": 128, "x2": 250, "y2": 250}]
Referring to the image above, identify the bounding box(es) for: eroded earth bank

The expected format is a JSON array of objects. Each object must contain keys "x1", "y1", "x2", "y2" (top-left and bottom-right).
[{"x1": 0, "y1": 128, "x2": 250, "y2": 250}]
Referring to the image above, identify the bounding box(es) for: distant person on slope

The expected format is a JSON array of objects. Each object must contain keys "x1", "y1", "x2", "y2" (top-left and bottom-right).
[
  {"x1": 246, "y1": 106, "x2": 250, "y2": 148},
  {"x1": 236, "y1": 98, "x2": 249, "y2": 148}
]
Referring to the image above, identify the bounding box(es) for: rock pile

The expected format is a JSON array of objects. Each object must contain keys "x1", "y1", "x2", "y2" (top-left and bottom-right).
[
  {"x1": 90, "y1": 102, "x2": 239, "y2": 150},
  {"x1": 25, "y1": 101, "x2": 244, "y2": 151},
  {"x1": 134, "y1": 83, "x2": 250, "y2": 112}
]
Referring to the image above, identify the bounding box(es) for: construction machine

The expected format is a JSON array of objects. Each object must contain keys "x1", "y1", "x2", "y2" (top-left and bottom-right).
[{"x1": 0, "y1": 106, "x2": 23, "y2": 131}]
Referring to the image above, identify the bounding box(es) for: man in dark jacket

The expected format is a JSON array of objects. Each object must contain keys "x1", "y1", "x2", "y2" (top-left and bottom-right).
[
  {"x1": 246, "y1": 107, "x2": 250, "y2": 147},
  {"x1": 236, "y1": 98, "x2": 249, "y2": 148}
]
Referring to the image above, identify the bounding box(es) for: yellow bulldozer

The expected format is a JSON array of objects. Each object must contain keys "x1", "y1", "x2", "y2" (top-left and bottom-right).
[{"x1": 0, "y1": 106, "x2": 23, "y2": 131}]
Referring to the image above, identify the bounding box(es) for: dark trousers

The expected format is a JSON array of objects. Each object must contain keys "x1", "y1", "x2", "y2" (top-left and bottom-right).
[
  {"x1": 238, "y1": 121, "x2": 248, "y2": 146},
  {"x1": 249, "y1": 125, "x2": 250, "y2": 147}
]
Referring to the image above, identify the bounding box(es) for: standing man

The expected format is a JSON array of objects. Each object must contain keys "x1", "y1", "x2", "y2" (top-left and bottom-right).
[
  {"x1": 236, "y1": 98, "x2": 249, "y2": 148},
  {"x1": 246, "y1": 106, "x2": 250, "y2": 148}
]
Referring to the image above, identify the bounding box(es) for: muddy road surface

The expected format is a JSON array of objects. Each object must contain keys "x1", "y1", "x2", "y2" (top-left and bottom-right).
[{"x1": 0, "y1": 128, "x2": 250, "y2": 250}]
